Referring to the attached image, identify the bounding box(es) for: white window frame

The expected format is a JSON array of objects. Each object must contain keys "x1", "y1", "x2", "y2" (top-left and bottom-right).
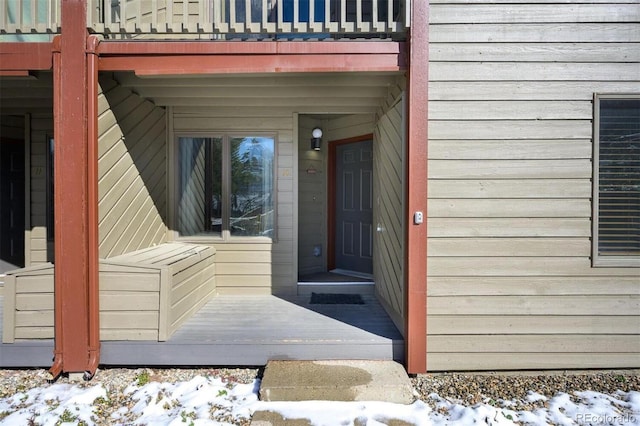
[
  {"x1": 172, "y1": 132, "x2": 277, "y2": 243},
  {"x1": 592, "y1": 93, "x2": 640, "y2": 267}
]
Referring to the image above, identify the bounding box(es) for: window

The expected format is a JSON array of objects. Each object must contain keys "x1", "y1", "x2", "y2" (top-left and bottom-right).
[
  {"x1": 593, "y1": 95, "x2": 640, "y2": 266},
  {"x1": 177, "y1": 134, "x2": 275, "y2": 240}
]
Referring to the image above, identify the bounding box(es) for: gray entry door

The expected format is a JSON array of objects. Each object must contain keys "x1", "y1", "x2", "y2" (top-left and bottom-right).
[{"x1": 335, "y1": 140, "x2": 373, "y2": 275}]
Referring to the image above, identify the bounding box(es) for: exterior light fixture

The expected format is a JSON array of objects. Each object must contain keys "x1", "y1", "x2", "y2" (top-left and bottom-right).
[{"x1": 311, "y1": 127, "x2": 323, "y2": 151}]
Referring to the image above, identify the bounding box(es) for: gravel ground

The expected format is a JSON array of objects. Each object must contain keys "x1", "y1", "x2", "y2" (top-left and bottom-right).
[
  {"x1": 412, "y1": 370, "x2": 640, "y2": 413},
  {"x1": 0, "y1": 367, "x2": 638, "y2": 424}
]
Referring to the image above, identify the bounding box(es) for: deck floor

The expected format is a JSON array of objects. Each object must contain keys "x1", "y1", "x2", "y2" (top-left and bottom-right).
[{"x1": 1, "y1": 294, "x2": 404, "y2": 367}]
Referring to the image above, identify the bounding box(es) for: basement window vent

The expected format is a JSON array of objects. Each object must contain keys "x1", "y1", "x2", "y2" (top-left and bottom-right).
[{"x1": 592, "y1": 94, "x2": 640, "y2": 267}]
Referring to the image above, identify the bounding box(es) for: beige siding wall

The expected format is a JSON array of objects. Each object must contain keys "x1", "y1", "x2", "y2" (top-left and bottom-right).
[
  {"x1": 98, "y1": 75, "x2": 168, "y2": 258},
  {"x1": 373, "y1": 79, "x2": 405, "y2": 333},
  {"x1": 28, "y1": 114, "x2": 53, "y2": 266},
  {"x1": 325, "y1": 115, "x2": 375, "y2": 144},
  {"x1": 298, "y1": 116, "x2": 325, "y2": 276},
  {"x1": 427, "y1": 0, "x2": 640, "y2": 370}
]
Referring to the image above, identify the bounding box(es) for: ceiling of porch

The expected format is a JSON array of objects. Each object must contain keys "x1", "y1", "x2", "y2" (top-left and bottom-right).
[
  {"x1": 112, "y1": 71, "x2": 401, "y2": 115},
  {"x1": 0, "y1": 72, "x2": 53, "y2": 116}
]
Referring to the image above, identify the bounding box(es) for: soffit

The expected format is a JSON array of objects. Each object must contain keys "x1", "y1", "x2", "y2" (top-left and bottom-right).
[{"x1": 113, "y1": 71, "x2": 400, "y2": 114}]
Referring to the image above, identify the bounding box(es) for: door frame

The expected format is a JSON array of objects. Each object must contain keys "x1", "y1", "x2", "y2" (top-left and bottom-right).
[{"x1": 327, "y1": 133, "x2": 374, "y2": 271}]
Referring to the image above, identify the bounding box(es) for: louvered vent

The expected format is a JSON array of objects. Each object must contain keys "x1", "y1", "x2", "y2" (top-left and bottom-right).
[{"x1": 596, "y1": 97, "x2": 640, "y2": 257}]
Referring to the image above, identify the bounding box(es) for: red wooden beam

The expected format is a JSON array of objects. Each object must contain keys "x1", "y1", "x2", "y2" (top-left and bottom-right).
[
  {"x1": 405, "y1": 1, "x2": 429, "y2": 374},
  {"x1": 0, "y1": 70, "x2": 31, "y2": 77},
  {"x1": 99, "y1": 53, "x2": 404, "y2": 75},
  {"x1": 0, "y1": 42, "x2": 53, "y2": 71},
  {"x1": 50, "y1": 0, "x2": 98, "y2": 379},
  {"x1": 97, "y1": 40, "x2": 403, "y2": 56}
]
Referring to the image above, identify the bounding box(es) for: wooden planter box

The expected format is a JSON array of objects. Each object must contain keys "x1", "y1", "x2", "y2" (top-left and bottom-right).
[{"x1": 2, "y1": 243, "x2": 216, "y2": 343}]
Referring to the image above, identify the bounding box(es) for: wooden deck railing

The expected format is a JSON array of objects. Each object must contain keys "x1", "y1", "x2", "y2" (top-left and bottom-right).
[
  {"x1": 1, "y1": 1, "x2": 408, "y2": 39},
  {"x1": 0, "y1": 0, "x2": 60, "y2": 34}
]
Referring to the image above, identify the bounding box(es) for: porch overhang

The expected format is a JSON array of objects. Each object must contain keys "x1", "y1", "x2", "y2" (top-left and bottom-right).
[
  {"x1": 0, "y1": 42, "x2": 53, "y2": 74},
  {"x1": 96, "y1": 41, "x2": 406, "y2": 75}
]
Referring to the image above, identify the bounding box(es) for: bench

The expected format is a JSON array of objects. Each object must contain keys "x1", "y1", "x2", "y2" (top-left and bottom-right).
[{"x1": 2, "y1": 243, "x2": 216, "y2": 343}]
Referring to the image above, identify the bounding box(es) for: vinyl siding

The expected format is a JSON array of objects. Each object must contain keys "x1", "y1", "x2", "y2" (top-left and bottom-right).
[
  {"x1": 427, "y1": 0, "x2": 640, "y2": 371},
  {"x1": 373, "y1": 79, "x2": 405, "y2": 333},
  {"x1": 98, "y1": 75, "x2": 168, "y2": 258}
]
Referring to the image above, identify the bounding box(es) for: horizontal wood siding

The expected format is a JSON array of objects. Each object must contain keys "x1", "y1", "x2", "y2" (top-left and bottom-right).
[
  {"x1": 28, "y1": 114, "x2": 53, "y2": 266},
  {"x1": 428, "y1": 1, "x2": 640, "y2": 371},
  {"x1": 98, "y1": 75, "x2": 168, "y2": 258},
  {"x1": 298, "y1": 116, "x2": 325, "y2": 276},
  {"x1": 373, "y1": 80, "x2": 405, "y2": 333}
]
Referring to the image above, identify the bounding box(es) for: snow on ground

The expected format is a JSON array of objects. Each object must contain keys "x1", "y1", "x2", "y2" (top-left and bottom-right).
[{"x1": 0, "y1": 375, "x2": 638, "y2": 425}]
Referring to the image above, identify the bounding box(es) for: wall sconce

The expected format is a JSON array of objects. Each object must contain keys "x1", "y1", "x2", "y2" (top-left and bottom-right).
[{"x1": 311, "y1": 127, "x2": 322, "y2": 151}]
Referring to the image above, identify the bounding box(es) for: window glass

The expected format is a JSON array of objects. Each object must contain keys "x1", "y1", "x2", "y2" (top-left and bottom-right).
[
  {"x1": 230, "y1": 137, "x2": 275, "y2": 237},
  {"x1": 594, "y1": 96, "x2": 640, "y2": 263},
  {"x1": 177, "y1": 135, "x2": 274, "y2": 239},
  {"x1": 178, "y1": 137, "x2": 222, "y2": 237}
]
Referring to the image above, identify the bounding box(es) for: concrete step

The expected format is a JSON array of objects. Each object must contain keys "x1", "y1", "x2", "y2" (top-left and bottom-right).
[
  {"x1": 258, "y1": 360, "x2": 414, "y2": 403},
  {"x1": 253, "y1": 360, "x2": 415, "y2": 425}
]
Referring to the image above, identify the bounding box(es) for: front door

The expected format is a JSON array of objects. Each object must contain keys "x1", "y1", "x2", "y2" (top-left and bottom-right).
[
  {"x1": 334, "y1": 139, "x2": 373, "y2": 275},
  {"x1": 0, "y1": 138, "x2": 25, "y2": 272}
]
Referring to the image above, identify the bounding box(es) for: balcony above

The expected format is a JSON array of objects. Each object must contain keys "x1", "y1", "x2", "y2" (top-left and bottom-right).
[{"x1": 0, "y1": 0, "x2": 409, "y2": 41}]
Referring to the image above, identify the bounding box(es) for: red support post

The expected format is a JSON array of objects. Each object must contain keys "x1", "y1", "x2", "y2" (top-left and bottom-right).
[
  {"x1": 405, "y1": 1, "x2": 429, "y2": 374},
  {"x1": 49, "y1": 36, "x2": 63, "y2": 379},
  {"x1": 50, "y1": 0, "x2": 99, "y2": 379},
  {"x1": 86, "y1": 35, "x2": 101, "y2": 378}
]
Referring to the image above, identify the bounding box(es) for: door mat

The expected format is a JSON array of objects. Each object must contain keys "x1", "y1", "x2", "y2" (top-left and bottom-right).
[{"x1": 310, "y1": 293, "x2": 365, "y2": 305}]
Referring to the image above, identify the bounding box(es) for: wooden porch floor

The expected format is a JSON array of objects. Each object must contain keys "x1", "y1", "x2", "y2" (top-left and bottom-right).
[{"x1": 1, "y1": 295, "x2": 404, "y2": 367}]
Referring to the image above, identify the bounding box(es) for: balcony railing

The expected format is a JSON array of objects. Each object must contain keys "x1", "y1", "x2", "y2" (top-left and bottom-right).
[
  {"x1": 0, "y1": 0, "x2": 60, "y2": 39},
  {"x1": 1, "y1": 0, "x2": 409, "y2": 40}
]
